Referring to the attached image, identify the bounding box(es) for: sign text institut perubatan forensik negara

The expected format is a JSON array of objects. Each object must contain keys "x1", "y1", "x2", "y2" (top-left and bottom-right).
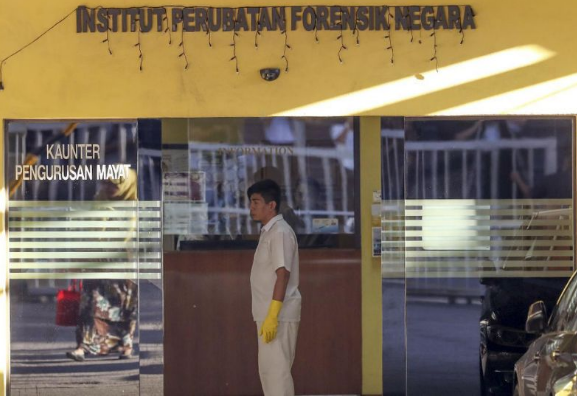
[{"x1": 76, "y1": 6, "x2": 476, "y2": 33}]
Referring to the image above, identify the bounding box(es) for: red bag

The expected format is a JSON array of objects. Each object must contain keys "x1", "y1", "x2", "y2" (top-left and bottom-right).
[{"x1": 55, "y1": 281, "x2": 81, "y2": 326}]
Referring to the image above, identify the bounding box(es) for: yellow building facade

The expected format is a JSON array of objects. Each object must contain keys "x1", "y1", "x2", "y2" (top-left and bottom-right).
[{"x1": 1, "y1": 0, "x2": 576, "y2": 395}]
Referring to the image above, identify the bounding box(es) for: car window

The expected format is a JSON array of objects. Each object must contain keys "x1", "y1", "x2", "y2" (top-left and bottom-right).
[{"x1": 550, "y1": 274, "x2": 577, "y2": 331}]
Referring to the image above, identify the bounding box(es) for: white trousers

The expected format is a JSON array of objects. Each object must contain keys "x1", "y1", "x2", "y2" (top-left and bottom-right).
[{"x1": 256, "y1": 321, "x2": 299, "y2": 396}]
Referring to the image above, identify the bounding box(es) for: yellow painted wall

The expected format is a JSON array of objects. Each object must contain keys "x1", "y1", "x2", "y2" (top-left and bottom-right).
[
  {"x1": 360, "y1": 117, "x2": 383, "y2": 395},
  {"x1": 2, "y1": 0, "x2": 577, "y2": 395},
  {"x1": 0, "y1": 121, "x2": 6, "y2": 396},
  {"x1": 0, "y1": 0, "x2": 576, "y2": 119}
]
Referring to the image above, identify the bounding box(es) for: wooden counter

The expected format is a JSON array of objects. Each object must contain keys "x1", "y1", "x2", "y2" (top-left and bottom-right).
[{"x1": 164, "y1": 249, "x2": 361, "y2": 395}]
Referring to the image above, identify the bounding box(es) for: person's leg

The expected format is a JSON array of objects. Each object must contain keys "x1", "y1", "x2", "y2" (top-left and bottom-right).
[
  {"x1": 118, "y1": 319, "x2": 136, "y2": 359},
  {"x1": 256, "y1": 321, "x2": 299, "y2": 396}
]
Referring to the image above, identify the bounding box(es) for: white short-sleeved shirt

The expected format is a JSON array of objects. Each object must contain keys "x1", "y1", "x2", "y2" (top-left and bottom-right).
[{"x1": 251, "y1": 215, "x2": 301, "y2": 322}]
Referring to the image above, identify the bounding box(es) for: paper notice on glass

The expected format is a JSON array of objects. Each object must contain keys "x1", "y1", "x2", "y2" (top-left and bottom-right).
[
  {"x1": 189, "y1": 171, "x2": 206, "y2": 202},
  {"x1": 161, "y1": 149, "x2": 189, "y2": 172},
  {"x1": 163, "y1": 171, "x2": 206, "y2": 202},
  {"x1": 163, "y1": 172, "x2": 190, "y2": 201},
  {"x1": 312, "y1": 218, "x2": 339, "y2": 233},
  {"x1": 163, "y1": 202, "x2": 208, "y2": 235},
  {"x1": 372, "y1": 226, "x2": 382, "y2": 257}
]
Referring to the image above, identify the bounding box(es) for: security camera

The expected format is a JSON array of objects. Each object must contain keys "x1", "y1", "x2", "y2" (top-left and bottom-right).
[{"x1": 260, "y1": 68, "x2": 281, "y2": 82}]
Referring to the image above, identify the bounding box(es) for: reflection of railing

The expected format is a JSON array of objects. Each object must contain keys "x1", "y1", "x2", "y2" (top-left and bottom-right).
[
  {"x1": 187, "y1": 142, "x2": 354, "y2": 235},
  {"x1": 8, "y1": 123, "x2": 140, "y2": 201},
  {"x1": 381, "y1": 129, "x2": 571, "y2": 294},
  {"x1": 7, "y1": 123, "x2": 160, "y2": 293},
  {"x1": 138, "y1": 147, "x2": 162, "y2": 200},
  {"x1": 7, "y1": 123, "x2": 149, "y2": 293},
  {"x1": 382, "y1": 129, "x2": 558, "y2": 200},
  {"x1": 8, "y1": 125, "x2": 355, "y2": 236}
]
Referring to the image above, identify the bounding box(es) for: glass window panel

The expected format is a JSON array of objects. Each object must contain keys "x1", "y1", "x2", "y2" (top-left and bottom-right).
[
  {"x1": 162, "y1": 117, "x2": 358, "y2": 251},
  {"x1": 6, "y1": 121, "x2": 163, "y2": 395},
  {"x1": 161, "y1": 117, "x2": 362, "y2": 395},
  {"x1": 381, "y1": 117, "x2": 574, "y2": 396}
]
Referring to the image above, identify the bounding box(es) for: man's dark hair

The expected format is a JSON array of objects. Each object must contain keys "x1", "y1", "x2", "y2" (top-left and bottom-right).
[{"x1": 247, "y1": 179, "x2": 281, "y2": 213}]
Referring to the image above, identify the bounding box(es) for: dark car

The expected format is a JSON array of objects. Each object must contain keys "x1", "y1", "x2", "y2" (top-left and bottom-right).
[
  {"x1": 514, "y1": 273, "x2": 577, "y2": 395},
  {"x1": 480, "y1": 278, "x2": 568, "y2": 395}
]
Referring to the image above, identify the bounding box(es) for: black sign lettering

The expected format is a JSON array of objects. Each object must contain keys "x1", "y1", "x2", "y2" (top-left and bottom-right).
[
  {"x1": 272, "y1": 7, "x2": 285, "y2": 31},
  {"x1": 208, "y1": 8, "x2": 221, "y2": 31},
  {"x1": 139, "y1": 9, "x2": 153, "y2": 32},
  {"x1": 152, "y1": 8, "x2": 165, "y2": 32},
  {"x1": 329, "y1": 6, "x2": 340, "y2": 31},
  {"x1": 171, "y1": 8, "x2": 183, "y2": 32},
  {"x1": 357, "y1": 7, "x2": 369, "y2": 31},
  {"x1": 316, "y1": 6, "x2": 329, "y2": 30},
  {"x1": 463, "y1": 5, "x2": 476, "y2": 29},
  {"x1": 421, "y1": 6, "x2": 434, "y2": 30},
  {"x1": 260, "y1": 8, "x2": 273, "y2": 30},
  {"x1": 76, "y1": 7, "x2": 84, "y2": 33},
  {"x1": 368, "y1": 6, "x2": 375, "y2": 30},
  {"x1": 290, "y1": 7, "x2": 302, "y2": 30},
  {"x1": 195, "y1": 8, "x2": 207, "y2": 32},
  {"x1": 74, "y1": 6, "x2": 477, "y2": 33},
  {"x1": 236, "y1": 8, "x2": 249, "y2": 31},
  {"x1": 375, "y1": 7, "x2": 389, "y2": 31},
  {"x1": 84, "y1": 7, "x2": 96, "y2": 33},
  {"x1": 342, "y1": 6, "x2": 355, "y2": 30},
  {"x1": 96, "y1": 8, "x2": 108, "y2": 33},
  {"x1": 181, "y1": 8, "x2": 194, "y2": 32},
  {"x1": 409, "y1": 6, "x2": 420, "y2": 30},
  {"x1": 108, "y1": 9, "x2": 120, "y2": 32},
  {"x1": 435, "y1": 6, "x2": 448, "y2": 29},
  {"x1": 247, "y1": 8, "x2": 259, "y2": 31},
  {"x1": 395, "y1": 7, "x2": 408, "y2": 30},
  {"x1": 127, "y1": 9, "x2": 138, "y2": 32},
  {"x1": 302, "y1": 7, "x2": 315, "y2": 31},
  {"x1": 222, "y1": 8, "x2": 234, "y2": 31},
  {"x1": 447, "y1": 6, "x2": 460, "y2": 29}
]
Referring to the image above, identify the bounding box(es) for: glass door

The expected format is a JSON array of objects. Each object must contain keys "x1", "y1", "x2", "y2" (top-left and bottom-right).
[
  {"x1": 5, "y1": 121, "x2": 163, "y2": 395},
  {"x1": 381, "y1": 117, "x2": 575, "y2": 395},
  {"x1": 160, "y1": 117, "x2": 361, "y2": 395}
]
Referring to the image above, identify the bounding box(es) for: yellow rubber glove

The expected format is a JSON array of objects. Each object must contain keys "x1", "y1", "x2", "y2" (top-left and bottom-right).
[{"x1": 260, "y1": 300, "x2": 283, "y2": 343}]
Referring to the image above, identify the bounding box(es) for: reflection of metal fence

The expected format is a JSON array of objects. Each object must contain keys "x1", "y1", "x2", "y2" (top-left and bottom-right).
[
  {"x1": 381, "y1": 129, "x2": 572, "y2": 292},
  {"x1": 8, "y1": 125, "x2": 355, "y2": 236},
  {"x1": 382, "y1": 129, "x2": 558, "y2": 200},
  {"x1": 6, "y1": 123, "x2": 158, "y2": 295},
  {"x1": 186, "y1": 142, "x2": 354, "y2": 235},
  {"x1": 8, "y1": 123, "x2": 139, "y2": 202}
]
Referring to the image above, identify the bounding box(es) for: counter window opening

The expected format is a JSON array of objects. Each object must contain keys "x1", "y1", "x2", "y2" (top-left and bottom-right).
[{"x1": 162, "y1": 117, "x2": 360, "y2": 251}]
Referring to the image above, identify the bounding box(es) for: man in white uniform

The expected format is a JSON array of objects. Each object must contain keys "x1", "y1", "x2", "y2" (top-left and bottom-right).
[{"x1": 248, "y1": 179, "x2": 301, "y2": 396}]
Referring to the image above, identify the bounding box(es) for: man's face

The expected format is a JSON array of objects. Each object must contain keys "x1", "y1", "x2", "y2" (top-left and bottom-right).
[{"x1": 249, "y1": 193, "x2": 276, "y2": 223}]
